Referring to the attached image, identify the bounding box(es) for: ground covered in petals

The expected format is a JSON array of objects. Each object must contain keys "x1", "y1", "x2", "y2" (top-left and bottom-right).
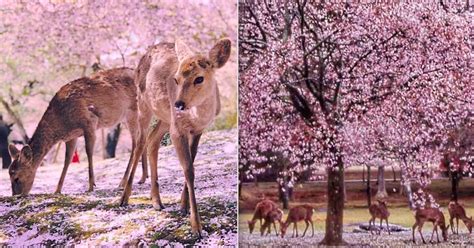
[{"x1": 0, "y1": 129, "x2": 237, "y2": 247}]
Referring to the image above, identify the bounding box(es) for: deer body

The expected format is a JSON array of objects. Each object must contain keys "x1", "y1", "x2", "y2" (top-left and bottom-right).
[
  {"x1": 247, "y1": 199, "x2": 279, "y2": 234},
  {"x1": 280, "y1": 205, "x2": 314, "y2": 238},
  {"x1": 368, "y1": 200, "x2": 391, "y2": 235},
  {"x1": 260, "y1": 208, "x2": 283, "y2": 236},
  {"x1": 119, "y1": 39, "x2": 231, "y2": 237},
  {"x1": 448, "y1": 201, "x2": 473, "y2": 234},
  {"x1": 8, "y1": 68, "x2": 147, "y2": 195},
  {"x1": 412, "y1": 208, "x2": 449, "y2": 244}
]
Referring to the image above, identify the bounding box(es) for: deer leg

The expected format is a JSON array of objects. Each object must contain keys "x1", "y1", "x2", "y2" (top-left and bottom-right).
[
  {"x1": 386, "y1": 218, "x2": 390, "y2": 235},
  {"x1": 295, "y1": 222, "x2": 299, "y2": 237},
  {"x1": 310, "y1": 220, "x2": 314, "y2": 237},
  {"x1": 456, "y1": 217, "x2": 459, "y2": 234},
  {"x1": 138, "y1": 148, "x2": 148, "y2": 184},
  {"x1": 419, "y1": 222, "x2": 426, "y2": 244},
  {"x1": 84, "y1": 131, "x2": 97, "y2": 192},
  {"x1": 449, "y1": 216, "x2": 455, "y2": 234},
  {"x1": 273, "y1": 221, "x2": 278, "y2": 236},
  {"x1": 118, "y1": 141, "x2": 135, "y2": 189},
  {"x1": 369, "y1": 217, "x2": 375, "y2": 234},
  {"x1": 147, "y1": 121, "x2": 169, "y2": 210},
  {"x1": 379, "y1": 218, "x2": 383, "y2": 235},
  {"x1": 55, "y1": 138, "x2": 78, "y2": 194},
  {"x1": 120, "y1": 110, "x2": 151, "y2": 206},
  {"x1": 430, "y1": 224, "x2": 436, "y2": 243},
  {"x1": 171, "y1": 131, "x2": 201, "y2": 236},
  {"x1": 292, "y1": 222, "x2": 296, "y2": 238},
  {"x1": 180, "y1": 133, "x2": 202, "y2": 215},
  {"x1": 412, "y1": 222, "x2": 417, "y2": 244},
  {"x1": 303, "y1": 220, "x2": 310, "y2": 237}
]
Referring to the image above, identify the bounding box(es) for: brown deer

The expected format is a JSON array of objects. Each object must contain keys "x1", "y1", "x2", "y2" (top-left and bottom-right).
[
  {"x1": 412, "y1": 208, "x2": 450, "y2": 244},
  {"x1": 7, "y1": 68, "x2": 147, "y2": 195},
  {"x1": 368, "y1": 199, "x2": 391, "y2": 235},
  {"x1": 260, "y1": 208, "x2": 284, "y2": 236},
  {"x1": 280, "y1": 205, "x2": 314, "y2": 238},
  {"x1": 247, "y1": 199, "x2": 279, "y2": 234},
  {"x1": 448, "y1": 201, "x2": 473, "y2": 234},
  {"x1": 118, "y1": 38, "x2": 231, "y2": 237}
]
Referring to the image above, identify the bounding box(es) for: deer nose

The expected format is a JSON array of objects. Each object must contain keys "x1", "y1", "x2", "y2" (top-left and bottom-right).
[{"x1": 174, "y1": 100, "x2": 186, "y2": 111}]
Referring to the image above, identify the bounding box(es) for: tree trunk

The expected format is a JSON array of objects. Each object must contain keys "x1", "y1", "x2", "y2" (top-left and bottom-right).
[
  {"x1": 400, "y1": 167, "x2": 415, "y2": 209},
  {"x1": 367, "y1": 165, "x2": 371, "y2": 207},
  {"x1": 320, "y1": 155, "x2": 347, "y2": 245},
  {"x1": 392, "y1": 166, "x2": 397, "y2": 182},
  {"x1": 104, "y1": 124, "x2": 121, "y2": 159},
  {"x1": 362, "y1": 165, "x2": 365, "y2": 182},
  {"x1": 449, "y1": 169, "x2": 460, "y2": 202},
  {"x1": 376, "y1": 165, "x2": 388, "y2": 198},
  {"x1": 279, "y1": 180, "x2": 290, "y2": 210}
]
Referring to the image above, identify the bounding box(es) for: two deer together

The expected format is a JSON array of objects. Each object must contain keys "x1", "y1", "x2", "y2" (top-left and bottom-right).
[
  {"x1": 7, "y1": 38, "x2": 231, "y2": 237},
  {"x1": 412, "y1": 201, "x2": 472, "y2": 244},
  {"x1": 248, "y1": 199, "x2": 314, "y2": 238}
]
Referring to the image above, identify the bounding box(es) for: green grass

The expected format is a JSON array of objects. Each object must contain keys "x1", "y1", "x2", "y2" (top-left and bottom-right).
[{"x1": 239, "y1": 206, "x2": 474, "y2": 234}]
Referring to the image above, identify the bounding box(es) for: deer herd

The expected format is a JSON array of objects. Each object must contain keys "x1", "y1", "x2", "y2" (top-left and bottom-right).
[
  {"x1": 249, "y1": 198, "x2": 473, "y2": 243},
  {"x1": 6, "y1": 38, "x2": 231, "y2": 237}
]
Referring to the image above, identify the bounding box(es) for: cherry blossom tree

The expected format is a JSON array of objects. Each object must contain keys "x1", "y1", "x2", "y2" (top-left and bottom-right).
[{"x1": 240, "y1": 1, "x2": 472, "y2": 245}]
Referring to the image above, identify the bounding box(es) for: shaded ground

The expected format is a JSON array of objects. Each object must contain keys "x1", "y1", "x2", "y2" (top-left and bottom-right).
[
  {"x1": 0, "y1": 129, "x2": 237, "y2": 246},
  {"x1": 239, "y1": 231, "x2": 474, "y2": 247}
]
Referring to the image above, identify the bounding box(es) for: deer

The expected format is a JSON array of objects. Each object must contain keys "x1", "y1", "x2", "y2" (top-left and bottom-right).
[
  {"x1": 7, "y1": 68, "x2": 148, "y2": 196},
  {"x1": 448, "y1": 201, "x2": 473, "y2": 234},
  {"x1": 280, "y1": 205, "x2": 314, "y2": 238},
  {"x1": 0, "y1": 116, "x2": 14, "y2": 169},
  {"x1": 247, "y1": 199, "x2": 279, "y2": 234},
  {"x1": 412, "y1": 207, "x2": 450, "y2": 244},
  {"x1": 260, "y1": 207, "x2": 284, "y2": 236},
  {"x1": 118, "y1": 38, "x2": 231, "y2": 237},
  {"x1": 368, "y1": 199, "x2": 391, "y2": 235}
]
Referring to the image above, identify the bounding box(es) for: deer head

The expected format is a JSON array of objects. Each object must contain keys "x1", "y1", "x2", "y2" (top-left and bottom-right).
[
  {"x1": 442, "y1": 224, "x2": 450, "y2": 241},
  {"x1": 464, "y1": 217, "x2": 473, "y2": 233},
  {"x1": 280, "y1": 222, "x2": 289, "y2": 238},
  {"x1": 248, "y1": 220, "x2": 256, "y2": 234},
  {"x1": 173, "y1": 38, "x2": 231, "y2": 111},
  {"x1": 8, "y1": 144, "x2": 36, "y2": 196}
]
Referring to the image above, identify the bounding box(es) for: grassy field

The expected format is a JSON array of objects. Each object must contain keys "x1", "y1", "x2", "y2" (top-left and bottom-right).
[{"x1": 239, "y1": 172, "x2": 474, "y2": 246}]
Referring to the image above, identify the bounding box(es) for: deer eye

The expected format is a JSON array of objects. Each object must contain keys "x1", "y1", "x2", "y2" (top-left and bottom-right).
[{"x1": 194, "y1": 76, "x2": 204, "y2": 85}]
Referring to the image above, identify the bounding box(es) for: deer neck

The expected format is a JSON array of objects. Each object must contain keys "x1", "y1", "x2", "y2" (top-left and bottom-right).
[{"x1": 28, "y1": 118, "x2": 61, "y2": 169}]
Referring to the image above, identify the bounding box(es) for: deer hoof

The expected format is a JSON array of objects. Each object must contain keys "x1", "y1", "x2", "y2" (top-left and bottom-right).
[
  {"x1": 153, "y1": 202, "x2": 165, "y2": 211},
  {"x1": 180, "y1": 207, "x2": 189, "y2": 216},
  {"x1": 137, "y1": 178, "x2": 146, "y2": 184}
]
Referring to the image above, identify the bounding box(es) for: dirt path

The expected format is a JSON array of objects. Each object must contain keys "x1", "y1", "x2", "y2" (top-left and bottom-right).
[{"x1": 0, "y1": 129, "x2": 237, "y2": 246}]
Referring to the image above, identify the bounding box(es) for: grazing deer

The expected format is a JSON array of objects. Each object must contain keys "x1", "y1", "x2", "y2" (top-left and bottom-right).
[
  {"x1": 448, "y1": 201, "x2": 473, "y2": 234},
  {"x1": 280, "y1": 205, "x2": 314, "y2": 238},
  {"x1": 368, "y1": 199, "x2": 391, "y2": 235},
  {"x1": 260, "y1": 208, "x2": 284, "y2": 236},
  {"x1": 412, "y1": 208, "x2": 450, "y2": 244},
  {"x1": 248, "y1": 199, "x2": 279, "y2": 234},
  {"x1": 7, "y1": 68, "x2": 147, "y2": 195},
  {"x1": 118, "y1": 38, "x2": 231, "y2": 237}
]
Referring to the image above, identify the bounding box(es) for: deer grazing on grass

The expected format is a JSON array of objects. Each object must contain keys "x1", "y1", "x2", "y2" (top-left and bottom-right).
[
  {"x1": 412, "y1": 208, "x2": 450, "y2": 244},
  {"x1": 280, "y1": 205, "x2": 314, "y2": 238},
  {"x1": 7, "y1": 68, "x2": 148, "y2": 196},
  {"x1": 248, "y1": 199, "x2": 279, "y2": 234},
  {"x1": 448, "y1": 201, "x2": 473, "y2": 234},
  {"x1": 368, "y1": 199, "x2": 391, "y2": 235},
  {"x1": 118, "y1": 38, "x2": 231, "y2": 237},
  {"x1": 260, "y1": 207, "x2": 284, "y2": 236}
]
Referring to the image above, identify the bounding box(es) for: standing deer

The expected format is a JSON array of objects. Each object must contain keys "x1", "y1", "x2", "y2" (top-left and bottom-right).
[
  {"x1": 7, "y1": 68, "x2": 147, "y2": 195},
  {"x1": 368, "y1": 199, "x2": 391, "y2": 235},
  {"x1": 247, "y1": 199, "x2": 279, "y2": 234},
  {"x1": 412, "y1": 208, "x2": 450, "y2": 244},
  {"x1": 448, "y1": 201, "x2": 473, "y2": 234},
  {"x1": 280, "y1": 205, "x2": 314, "y2": 238},
  {"x1": 260, "y1": 208, "x2": 284, "y2": 236},
  {"x1": 118, "y1": 38, "x2": 231, "y2": 237}
]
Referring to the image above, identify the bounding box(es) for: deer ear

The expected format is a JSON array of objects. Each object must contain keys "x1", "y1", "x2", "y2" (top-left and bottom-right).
[
  {"x1": 175, "y1": 38, "x2": 194, "y2": 62},
  {"x1": 20, "y1": 145, "x2": 33, "y2": 164},
  {"x1": 8, "y1": 144, "x2": 19, "y2": 158},
  {"x1": 209, "y1": 38, "x2": 231, "y2": 68}
]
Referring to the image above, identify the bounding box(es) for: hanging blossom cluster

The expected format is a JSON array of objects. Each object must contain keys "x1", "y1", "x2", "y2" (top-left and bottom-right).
[{"x1": 239, "y1": 1, "x2": 473, "y2": 192}]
